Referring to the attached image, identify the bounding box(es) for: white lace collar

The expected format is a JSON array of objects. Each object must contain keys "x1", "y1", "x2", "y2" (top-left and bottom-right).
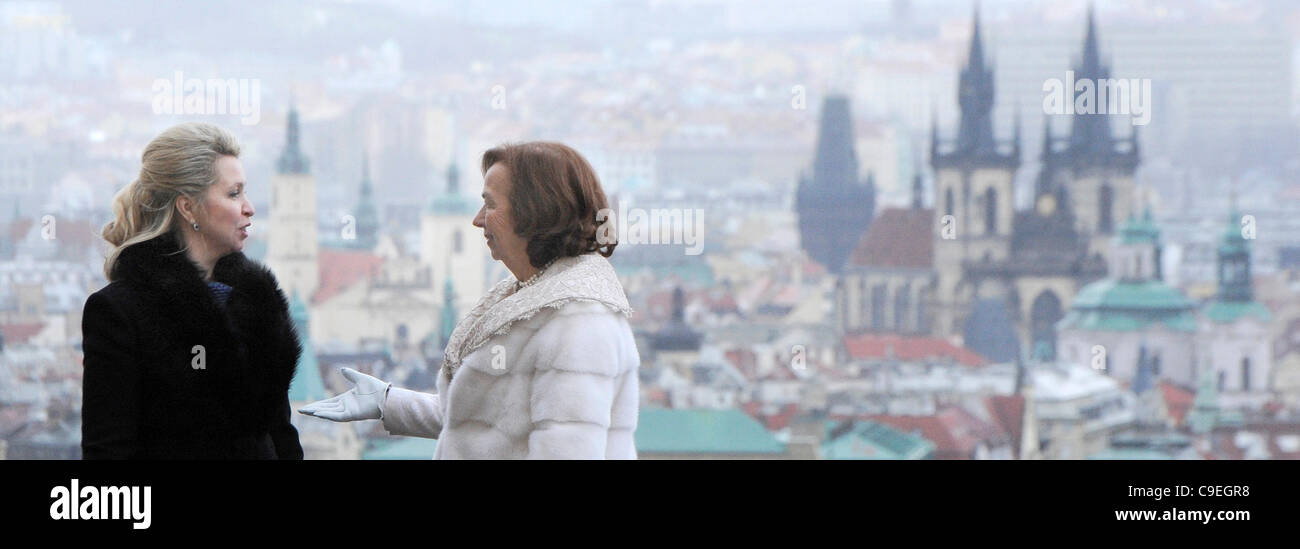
[{"x1": 442, "y1": 253, "x2": 632, "y2": 382}]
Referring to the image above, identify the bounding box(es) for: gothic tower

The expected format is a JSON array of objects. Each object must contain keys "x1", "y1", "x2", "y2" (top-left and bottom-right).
[
  {"x1": 1044, "y1": 4, "x2": 1140, "y2": 258},
  {"x1": 350, "y1": 151, "x2": 380, "y2": 250},
  {"x1": 267, "y1": 105, "x2": 320, "y2": 301},
  {"x1": 929, "y1": 6, "x2": 1020, "y2": 338},
  {"x1": 796, "y1": 94, "x2": 876, "y2": 275}
]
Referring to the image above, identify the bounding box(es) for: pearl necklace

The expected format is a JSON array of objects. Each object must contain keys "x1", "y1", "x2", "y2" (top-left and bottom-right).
[{"x1": 515, "y1": 260, "x2": 555, "y2": 291}]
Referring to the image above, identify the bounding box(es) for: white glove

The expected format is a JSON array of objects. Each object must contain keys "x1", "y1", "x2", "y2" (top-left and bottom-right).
[{"x1": 297, "y1": 367, "x2": 391, "y2": 422}]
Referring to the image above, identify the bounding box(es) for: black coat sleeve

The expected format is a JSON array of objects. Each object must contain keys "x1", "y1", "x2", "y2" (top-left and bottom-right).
[
  {"x1": 269, "y1": 301, "x2": 304, "y2": 460},
  {"x1": 270, "y1": 394, "x2": 303, "y2": 460},
  {"x1": 80, "y1": 290, "x2": 142, "y2": 459}
]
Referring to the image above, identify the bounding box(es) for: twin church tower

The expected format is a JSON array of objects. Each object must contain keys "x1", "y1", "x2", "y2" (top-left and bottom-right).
[{"x1": 807, "y1": 7, "x2": 1140, "y2": 360}]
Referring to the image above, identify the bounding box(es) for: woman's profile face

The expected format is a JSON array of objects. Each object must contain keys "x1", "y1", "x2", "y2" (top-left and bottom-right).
[
  {"x1": 196, "y1": 155, "x2": 254, "y2": 255},
  {"x1": 473, "y1": 163, "x2": 525, "y2": 264}
]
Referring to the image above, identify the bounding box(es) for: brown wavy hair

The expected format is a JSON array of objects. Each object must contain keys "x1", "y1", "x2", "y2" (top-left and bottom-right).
[{"x1": 481, "y1": 142, "x2": 616, "y2": 268}]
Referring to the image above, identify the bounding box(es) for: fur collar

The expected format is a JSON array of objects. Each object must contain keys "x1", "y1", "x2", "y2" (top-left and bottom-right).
[
  {"x1": 441, "y1": 252, "x2": 632, "y2": 382},
  {"x1": 111, "y1": 232, "x2": 300, "y2": 415}
]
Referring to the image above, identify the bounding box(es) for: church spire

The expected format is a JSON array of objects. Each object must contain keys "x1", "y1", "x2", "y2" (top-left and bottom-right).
[
  {"x1": 1067, "y1": 2, "x2": 1116, "y2": 158},
  {"x1": 955, "y1": 3, "x2": 997, "y2": 156},
  {"x1": 968, "y1": 3, "x2": 986, "y2": 70},
  {"x1": 1080, "y1": 3, "x2": 1102, "y2": 76},
  {"x1": 353, "y1": 148, "x2": 379, "y2": 249},
  {"x1": 795, "y1": 94, "x2": 875, "y2": 274},
  {"x1": 446, "y1": 159, "x2": 460, "y2": 195},
  {"x1": 277, "y1": 102, "x2": 311, "y2": 175},
  {"x1": 1216, "y1": 181, "x2": 1252, "y2": 302}
]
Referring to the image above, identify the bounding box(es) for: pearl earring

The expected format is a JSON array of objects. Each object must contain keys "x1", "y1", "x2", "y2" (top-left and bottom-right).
[{"x1": 192, "y1": 221, "x2": 200, "y2": 231}]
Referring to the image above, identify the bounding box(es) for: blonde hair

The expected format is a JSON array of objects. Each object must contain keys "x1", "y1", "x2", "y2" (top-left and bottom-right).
[{"x1": 102, "y1": 122, "x2": 241, "y2": 279}]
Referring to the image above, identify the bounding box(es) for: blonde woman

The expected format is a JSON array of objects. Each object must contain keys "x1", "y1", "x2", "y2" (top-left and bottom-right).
[
  {"x1": 81, "y1": 122, "x2": 303, "y2": 459},
  {"x1": 300, "y1": 142, "x2": 641, "y2": 459}
]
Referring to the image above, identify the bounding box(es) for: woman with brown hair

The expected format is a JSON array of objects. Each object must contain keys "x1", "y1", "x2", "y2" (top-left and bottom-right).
[
  {"x1": 81, "y1": 122, "x2": 303, "y2": 459},
  {"x1": 300, "y1": 141, "x2": 640, "y2": 459}
]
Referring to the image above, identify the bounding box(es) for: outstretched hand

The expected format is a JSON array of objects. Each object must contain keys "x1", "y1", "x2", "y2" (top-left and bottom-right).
[{"x1": 297, "y1": 367, "x2": 390, "y2": 422}]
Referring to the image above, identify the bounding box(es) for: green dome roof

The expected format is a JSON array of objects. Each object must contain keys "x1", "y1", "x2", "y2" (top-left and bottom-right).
[
  {"x1": 428, "y1": 161, "x2": 476, "y2": 215},
  {"x1": 1071, "y1": 279, "x2": 1194, "y2": 310},
  {"x1": 429, "y1": 192, "x2": 475, "y2": 215},
  {"x1": 1204, "y1": 300, "x2": 1270, "y2": 324},
  {"x1": 1061, "y1": 280, "x2": 1197, "y2": 332},
  {"x1": 1118, "y1": 209, "x2": 1160, "y2": 245}
]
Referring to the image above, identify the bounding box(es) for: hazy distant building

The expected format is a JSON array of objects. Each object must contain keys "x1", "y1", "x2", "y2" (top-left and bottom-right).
[
  {"x1": 1040, "y1": 7, "x2": 1141, "y2": 260},
  {"x1": 347, "y1": 152, "x2": 380, "y2": 251},
  {"x1": 1059, "y1": 210, "x2": 1198, "y2": 387},
  {"x1": 796, "y1": 95, "x2": 876, "y2": 275},
  {"x1": 267, "y1": 106, "x2": 321, "y2": 300},
  {"x1": 1199, "y1": 204, "x2": 1273, "y2": 410},
  {"x1": 838, "y1": 171, "x2": 934, "y2": 336},
  {"x1": 991, "y1": 11, "x2": 1292, "y2": 170},
  {"x1": 419, "y1": 159, "x2": 489, "y2": 316},
  {"x1": 1058, "y1": 201, "x2": 1277, "y2": 414},
  {"x1": 926, "y1": 9, "x2": 1120, "y2": 357},
  {"x1": 287, "y1": 293, "x2": 362, "y2": 460}
]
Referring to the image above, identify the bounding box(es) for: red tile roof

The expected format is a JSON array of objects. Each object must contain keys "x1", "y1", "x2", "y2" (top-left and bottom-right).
[
  {"x1": 843, "y1": 333, "x2": 989, "y2": 366},
  {"x1": 7, "y1": 218, "x2": 33, "y2": 242},
  {"x1": 986, "y1": 395, "x2": 1025, "y2": 458},
  {"x1": 864, "y1": 406, "x2": 1007, "y2": 459},
  {"x1": 724, "y1": 349, "x2": 758, "y2": 380},
  {"x1": 644, "y1": 387, "x2": 668, "y2": 407},
  {"x1": 1158, "y1": 381, "x2": 1194, "y2": 428},
  {"x1": 864, "y1": 414, "x2": 963, "y2": 458},
  {"x1": 937, "y1": 405, "x2": 1009, "y2": 450},
  {"x1": 0, "y1": 403, "x2": 31, "y2": 437},
  {"x1": 741, "y1": 402, "x2": 800, "y2": 431},
  {"x1": 802, "y1": 259, "x2": 826, "y2": 277},
  {"x1": 1208, "y1": 422, "x2": 1300, "y2": 460},
  {"x1": 55, "y1": 219, "x2": 97, "y2": 249},
  {"x1": 1, "y1": 322, "x2": 46, "y2": 345},
  {"x1": 847, "y1": 208, "x2": 934, "y2": 269},
  {"x1": 313, "y1": 248, "x2": 383, "y2": 303}
]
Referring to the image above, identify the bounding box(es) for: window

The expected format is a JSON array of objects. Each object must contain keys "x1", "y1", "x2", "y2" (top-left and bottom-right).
[
  {"x1": 894, "y1": 286, "x2": 910, "y2": 332},
  {"x1": 945, "y1": 187, "x2": 954, "y2": 217},
  {"x1": 453, "y1": 230, "x2": 462, "y2": 253},
  {"x1": 916, "y1": 296, "x2": 927, "y2": 333},
  {"x1": 871, "y1": 284, "x2": 886, "y2": 331},
  {"x1": 1241, "y1": 357, "x2": 1251, "y2": 391},
  {"x1": 1099, "y1": 183, "x2": 1114, "y2": 233},
  {"x1": 984, "y1": 187, "x2": 997, "y2": 235}
]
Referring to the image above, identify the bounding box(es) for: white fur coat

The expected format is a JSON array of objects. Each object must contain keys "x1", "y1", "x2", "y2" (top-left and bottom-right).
[{"x1": 380, "y1": 253, "x2": 640, "y2": 459}]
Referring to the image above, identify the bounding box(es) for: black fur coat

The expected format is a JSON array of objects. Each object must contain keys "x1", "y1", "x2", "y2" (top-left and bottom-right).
[{"x1": 81, "y1": 232, "x2": 304, "y2": 459}]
